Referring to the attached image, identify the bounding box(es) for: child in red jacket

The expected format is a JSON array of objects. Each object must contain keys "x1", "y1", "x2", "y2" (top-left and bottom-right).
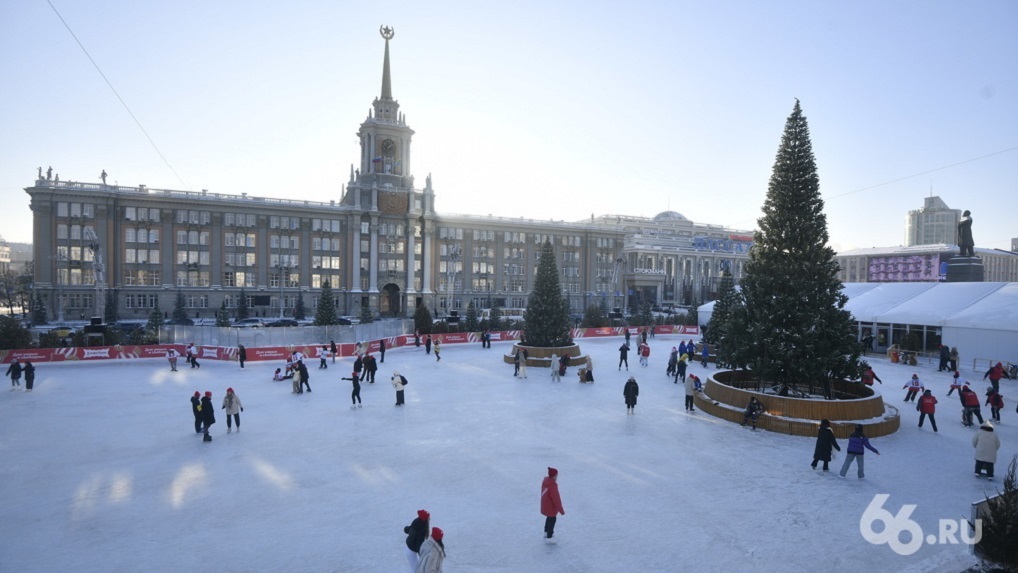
[{"x1": 917, "y1": 389, "x2": 938, "y2": 432}]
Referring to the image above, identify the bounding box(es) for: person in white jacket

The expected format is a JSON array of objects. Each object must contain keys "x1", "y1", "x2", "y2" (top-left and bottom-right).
[
  {"x1": 683, "y1": 374, "x2": 697, "y2": 412},
  {"x1": 221, "y1": 387, "x2": 244, "y2": 433},
  {"x1": 973, "y1": 421, "x2": 1001, "y2": 479},
  {"x1": 416, "y1": 527, "x2": 445, "y2": 573},
  {"x1": 392, "y1": 371, "x2": 407, "y2": 406}
]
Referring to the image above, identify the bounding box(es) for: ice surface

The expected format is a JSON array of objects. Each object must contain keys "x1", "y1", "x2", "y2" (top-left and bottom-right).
[{"x1": 1, "y1": 336, "x2": 1012, "y2": 572}]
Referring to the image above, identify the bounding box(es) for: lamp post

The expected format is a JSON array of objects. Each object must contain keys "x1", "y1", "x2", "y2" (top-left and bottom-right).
[
  {"x1": 444, "y1": 244, "x2": 460, "y2": 317},
  {"x1": 50, "y1": 252, "x2": 67, "y2": 323}
]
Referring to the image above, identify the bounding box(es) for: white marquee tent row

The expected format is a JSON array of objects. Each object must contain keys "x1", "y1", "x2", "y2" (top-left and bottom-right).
[{"x1": 697, "y1": 282, "x2": 1018, "y2": 373}]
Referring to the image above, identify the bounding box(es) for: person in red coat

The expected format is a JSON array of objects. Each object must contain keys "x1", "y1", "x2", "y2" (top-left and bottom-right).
[
  {"x1": 985, "y1": 388, "x2": 1005, "y2": 423},
  {"x1": 540, "y1": 467, "x2": 565, "y2": 543},
  {"x1": 917, "y1": 389, "x2": 938, "y2": 432}
]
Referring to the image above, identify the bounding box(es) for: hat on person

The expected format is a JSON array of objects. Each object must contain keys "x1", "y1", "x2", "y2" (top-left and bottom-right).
[
  {"x1": 194, "y1": 391, "x2": 200, "y2": 397},
  {"x1": 954, "y1": 371, "x2": 960, "y2": 378},
  {"x1": 227, "y1": 387, "x2": 233, "y2": 393},
  {"x1": 431, "y1": 527, "x2": 444, "y2": 541},
  {"x1": 417, "y1": 509, "x2": 430, "y2": 520},
  {"x1": 981, "y1": 421, "x2": 994, "y2": 430},
  {"x1": 548, "y1": 467, "x2": 558, "y2": 477},
  {"x1": 204, "y1": 391, "x2": 212, "y2": 397},
  {"x1": 997, "y1": 362, "x2": 1003, "y2": 367},
  {"x1": 912, "y1": 374, "x2": 918, "y2": 379}
]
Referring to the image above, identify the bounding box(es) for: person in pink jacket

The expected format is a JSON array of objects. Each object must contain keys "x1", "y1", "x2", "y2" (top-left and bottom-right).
[{"x1": 541, "y1": 467, "x2": 565, "y2": 543}]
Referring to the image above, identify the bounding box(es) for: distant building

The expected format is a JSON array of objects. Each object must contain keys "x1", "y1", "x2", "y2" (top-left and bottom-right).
[
  {"x1": 835, "y1": 245, "x2": 1018, "y2": 283},
  {"x1": 904, "y1": 196, "x2": 961, "y2": 247},
  {"x1": 0, "y1": 238, "x2": 10, "y2": 274}
]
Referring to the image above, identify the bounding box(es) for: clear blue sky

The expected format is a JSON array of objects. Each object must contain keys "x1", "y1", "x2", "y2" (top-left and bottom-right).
[{"x1": 2, "y1": 0, "x2": 1015, "y2": 252}]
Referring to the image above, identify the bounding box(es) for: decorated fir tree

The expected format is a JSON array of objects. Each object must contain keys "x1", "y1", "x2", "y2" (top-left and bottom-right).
[
  {"x1": 314, "y1": 281, "x2": 337, "y2": 326},
  {"x1": 464, "y1": 301, "x2": 479, "y2": 332},
  {"x1": 172, "y1": 290, "x2": 189, "y2": 323},
  {"x1": 215, "y1": 301, "x2": 231, "y2": 327},
  {"x1": 523, "y1": 240, "x2": 572, "y2": 347},
  {"x1": 236, "y1": 288, "x2": 250, "y2": 320}
]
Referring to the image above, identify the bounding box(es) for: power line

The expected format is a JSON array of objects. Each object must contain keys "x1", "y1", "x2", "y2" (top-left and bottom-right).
[{"x1": 47, "y1": 0, "x2": 190, "y2": 190}]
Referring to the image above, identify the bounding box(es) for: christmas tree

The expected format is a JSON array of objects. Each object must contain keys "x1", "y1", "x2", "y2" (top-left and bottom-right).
[
  {"x1": 314, "y1": 281, "x2": 337, "y2": 326},
  {"x1": 523, "y1": 240, "x2": 572, "y2": 347}
]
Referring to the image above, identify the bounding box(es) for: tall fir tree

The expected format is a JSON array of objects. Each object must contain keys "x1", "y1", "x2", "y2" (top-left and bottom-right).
[
  {"x1": 414, "y1": 302, "x2": 433, "y2": 335},
  {"x1": 215, "y1": 301, "x2": 231, "y2": 327},
  {"x1": 726, "y1": 100, "x2": 860, "y2": 396},
  {"x1": 237, "y1": 288, "x2": 250, "y2": 320},
  {"x1": 172, "y1": 290, "x2": 189, "y2": 322},
  {"x1": 523, "y1": 240, "x2": 572, "y2": 347},
  {"x1": 464, "y1": 301, "x2": 479, "y2": 332},
  {"x1": 706, "y1": 269, "x2": 737, "y2": 347},
  {"x1": 314, "y1": 281, "x2": 337, "y2": 326},
  {"x1": 293, "y1": 295, "x2": 306, "y2": 320}
]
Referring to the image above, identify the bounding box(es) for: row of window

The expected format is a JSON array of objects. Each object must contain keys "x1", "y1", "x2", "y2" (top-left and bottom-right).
[{"x1": 56, "y1": 203, "x2": 95, "y2": 218}]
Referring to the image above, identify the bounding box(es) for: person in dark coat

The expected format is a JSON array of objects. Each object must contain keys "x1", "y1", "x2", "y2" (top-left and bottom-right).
[
  {"x1": 403, "y1": 509, "x2": 430, "y2": 572},
  {"x1": 353, "y1": 354, "x2": 364, "y2": 380},
  {"x1": 983, "y1": 362, "x2": 1011, "y2": 394},
  {"x1": 425, "y1": 335, "x2": 432, "y2": 355},
  {"x1": 238, "y1": 345, "x2": 247, "y2": 369},
  {"x1": 674, "y1": 358, "x2": 687, "y2": 384},
  {"x1": 297, "y1": 360, "x2": 312, "y2": 393},
  {"x1": 618, "y1": 343, "x2": 630, "y2": 371},
  {"x1": 938, "y1": 345, "x2": 950, "y2": 372},
  {"x1": 811, "y1": 419, "x2": 841, "y2": 471},
  {"x1": 741, "y1": 397, "x2": 764, "y2": 430},
  {"x1": 6, "y1": 359, "x2": 22, "y2": 390},
  {"x1": 379, "y1": 339, "x2": 386, "y2": 363},
  {"x1": 558, "y1": 353, "x2": 570, "y2": 378},
  {"x1": 190, "y1": 391, "x2": 203, "y2": 434},
  {"x1": 341, "y1": 372, "x2": 362, "y2": 408},
  {"x1": 330, "y1": 340, "x2": 337, "y2": 364},
  {"x1": 364, "y1": 353, "x2": 378, "y2": 383},
  {"x1": 23, "y1": 361, "x2": 36, "y2": 392},
  {"x1": 623, "y1": 377, "x2": 639, "y2": 414},
  {"x1": 200, "y1": 391, "x2": 216, "y2": 441}
]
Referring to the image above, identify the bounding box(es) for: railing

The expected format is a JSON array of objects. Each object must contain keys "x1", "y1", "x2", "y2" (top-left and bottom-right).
[{"x1": 160, "y1": 320, "x2": 413, "y2": 347}]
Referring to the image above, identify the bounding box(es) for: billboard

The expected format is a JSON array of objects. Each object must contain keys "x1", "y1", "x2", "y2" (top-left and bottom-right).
[{"x1": 867, "y1": 254, "x2": 949, "y2": 282}]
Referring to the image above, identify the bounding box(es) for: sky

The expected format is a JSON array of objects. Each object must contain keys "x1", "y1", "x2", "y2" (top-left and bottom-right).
[
  {"x1": 1, "y1": 1, "x2": 1016, "y2": 253},
  {"x1": 1, "y1": 334, "x2": 1013, "y2": 571}
]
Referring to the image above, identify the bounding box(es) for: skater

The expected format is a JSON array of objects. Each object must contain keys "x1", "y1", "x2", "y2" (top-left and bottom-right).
[
  {"x1": 425, "y1": 335, "x2": 432, "y2": 355},
  {"x1": 190, "y1": 391, "x2": 202, "y2": 434},
  {"x1": 985, "y1": 387, "x2": 1004, "y2": 422},
  {"x1": 433, "y1": 340, "x2": 441, "y2": 362},
  {"x1": 392, "y1": 371, "x2": 407, "y2": 406},
  {"x1": 618, "y1": 342, "x2": 630, "y2": 371},
  {"x1": 273, "y1": 368, "x2": 285, "y2": 381},
  {"x1": 623, "y1": 376, "x2": 639, "y2": 414},
  {"x1": 200, "y1": 391, "x2": 216, "y2": 441},
  {"x1": 186, "y1": 343, "x2": 200, "y2": 368},
  {"x1": 167, "y1": 348, "x2": 179, "y2": 372},
  {"x1": 961, "y1": 385, "x2": 985, "y2": 427},
  {"x1": 559, "y1": 353, "x2": 571, "y2": 379},
  {"x1": 320, "y1": 345, "x2": 329, "y2": 369},
  {"x1": 513, "y1": 348, "x2": 523, "y2": 376},
  {"x1": 516, "y1": 347, "x2": 527, "y2": 378},
  {"x1": 639, "y1": 343, "x2": 650, "y2": 367},
  {"x1": 839, "y1": 424, "x2": 880, "y2": 479},
  {"x1": 674, "y1": 357, "x2": 687, "y2": 384},
  {"x1": 678, "y1": 340, "x2": 688, "y2": 361},
  {"x1": 379, "y1": 338, "x2": 386, "y2": 363},
  {"x1": 666, "y1": 347, "x2": 678, "y2": 377},
  {"x1": 902, "y1": 374, "x2": 923, "y2": 402},
  {"x1": 222, "y1": 387, "x2": 244, "y2": 433},
  {"x1": 330, "y1": 340, "x2": 337, "y2": 364},
  {"x1": 741, "y1": 397, "x2": 765, "y2": 430},
  {"x1": 238, "y1": 345, "x2": 247, "y2": 369},
  {"x1": 540, "y1": 467, "x2": 565, "y2": 542},
  {"x1": 701, "y1": 342, "x2": 709, "y2": 367},
  {"x1": 973, "y1": 421, "x2": 1001, "y2": 479},
  {"x1": 983, "y1": 362, "x2": 1011, "y2": 394},
  {"x1": 583, "y1": 355, "x2": 594, "y2": 382},
  {"x1": 550, "y1": 354, "x2": 561, "y2": 382},
  {"x1": 689, "y1": 373, "x2": 702, "y2": 392},
  {"x1": 364, "y1": 353, "x2": 378, "y2": 383},
  {"x1": 938, "y1": 345, "x2": 950, "y2": 372},
  {"x1": 861, "y1": 366, "x2": 882, "y2": 386},
  {"x1": 353, "y1": 353, "x2": 364, "y2": 382},
  {"x1": 416, "y1": 527, "x2": 445, "y2": 573},
  {"x1": 949, "y1": 347, "x2": 959, "y2": 372},
  {"x1": 947, "y1": 372, "x2": 966, "y2": 397},
  {"x1": 297, "y1": 360, "x2": 312, "y2": 393},
  {"x1": 403, "y1": 509, "x2": 430, "y2": 572},
  {"x1": 917, "y1": 389, "x2": 938, "y2": 432},
  {"x1": 683, "y1": 372, "x2": 697, "y2": 411},
  {"x1": 341, "y1": 372, "x2": 362, "y2": 408},
  {"x1": 6, "y1": 358, "x2": 22, "y2": 390},
  {"x1": 23, "y1": 361, "x2": 35, "y2": 392},
  {"x1": 414, "y1": 331, "x2": 421, "y2": 349},
  {"x1": 624, "y1": 329, "x2": 631, "y2": 347},
  {"x1": 811, "y1": 419, "x2": 841, "y2": 471}
]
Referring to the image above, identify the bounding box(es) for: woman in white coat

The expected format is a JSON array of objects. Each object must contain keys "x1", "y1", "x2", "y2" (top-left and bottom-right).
[
  {"x1": 416, "y1": 527, "x2": 445, "y2": 573},
  {"x1": 973, "y1": 421, "x2": 1001, "y2": 479},
  {"x1": 392, "y1": 371, "x2": 407, "y2": 406},
  {"x1": 222, "y1": 387, "x2": 244, "y2": 433}
]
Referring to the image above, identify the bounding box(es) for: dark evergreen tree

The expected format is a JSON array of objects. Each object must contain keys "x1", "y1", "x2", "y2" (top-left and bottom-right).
[
  {"x1": 974, "y1": 456, "x2": 1018, "y2": 569},
  {"x1": 293, "y1": 295, "x2": 306, "y2": 320},
  {"x1": 215, "y1": 301, "x2": 231, "y2": 327},
  {"x1": 488, "y1": 305, "x2": 503, "y2": 332},
  {"x1": 0, "y1": 316, "x2": 32, "y2": 350},
  {"x1": 464, "y1": 301, "x2": 479, "y2": 332},
  {"x1": 359, "y1": 302, "x2": 374, "y2": 324},
  {"x1": 726, "y1": 100, "x2": 861, "y2": 396},
  {"x1": 581, "y1": 304, "x2": 608, "y2": 328},
  {"x1": 104, "y1": 290, "x2": 118, "y2": 324},
  {"x1": 172, "y1": 290, "x2": 189, "y2": 322},
  {"x1": 146, "y1": 308, "x2": 164, "y2": 335},
  {"x1": 236, "y1": 288, "x2": 250, "y2": 320},
  {"x1": 707, "y1": 270, "x2": 738, "y2": 368},
  {"x1": 523, "y1": 240, "x2": 572, "y2": 347},
  {"x1": 32, "y1": 291, "x2": 47, "y2": 325},
  {"x1": 314, "y1": 281, "x2": 337, "y2": 326},
  {"x1": 637, "y1": 300, "x2": 653, "y2": 328},
  {"x1": 414, "y1": 302, "x2": 433, "y2": 335}
]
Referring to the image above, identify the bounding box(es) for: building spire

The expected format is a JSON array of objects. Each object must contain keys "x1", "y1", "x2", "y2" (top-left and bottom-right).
[{"x1": 380, "y1": 25, "x2": 395, "y2": 101}]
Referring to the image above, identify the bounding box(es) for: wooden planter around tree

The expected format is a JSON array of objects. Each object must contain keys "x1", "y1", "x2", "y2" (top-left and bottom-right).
[{"x1": 503, "y1": 343, "x2": 585, "y2": 368}]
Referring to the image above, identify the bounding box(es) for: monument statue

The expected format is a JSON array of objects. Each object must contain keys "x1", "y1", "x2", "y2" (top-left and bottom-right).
[
  {"x1": 380, "y1": 25, "x2": 394, "y2": 40},
  {"x1": 957, "y1": 210, "x2": 974, "y2": 257}
]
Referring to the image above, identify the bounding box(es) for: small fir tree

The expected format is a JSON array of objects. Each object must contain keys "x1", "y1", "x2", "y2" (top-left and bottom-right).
[
  {"x1": 104, "y1": 290, "x2": 118, "y2": 324},
  {"x1": 146, "y1": 309, "x2": 164, "y2": 336},
  {"x1": 637, "y1": 300, "x2": 653, "y2": 328},
  {"x1": 974, "y1": 456, "x2": 1018, "y2": 569},
  {"x1": 464, "y1": 302, "x2": 479, "y2": 332},
  {"x1": 523, "y1": 240, "x2": 572, "y2": 347},
  {"x1": 0, "y1": 315, "x2": 32, "y2": 350},
  {"x1": 725, "y1": 100, "x2": 860, "y2": 395},
  {"x1": 215, "y1": 301, "x2": 231, "y2": 327},
  {"x1": 236, "y1": 288, "x2": 250, "y2": 320},
  {"x1": 359, "y1": 302, "x2": 374, "y2": 324},
  {"x1": 293, "y1": 295, "x2": 306, "y2": 320},
  {"x1": 32, "y1": 291, "x2": 48, "y2": 325},
  {"x1": 582, "y1": 304, "x2": 608, "y2": 328},
  {"x1": 488, "y1": 305, "x2": 503, "y2": 332},
  {"x1": 708, "y1": 270, "x2": 739, "y2": 368},
  {"x1": 172, "y1": 290, "x2": 189, "y2": 323},
  {"x1": 414, "y1": 302, "x2": 433, "y2": 335},
  {"x1": 314, "y1": 281, "x2": 337, "y2": 326}
]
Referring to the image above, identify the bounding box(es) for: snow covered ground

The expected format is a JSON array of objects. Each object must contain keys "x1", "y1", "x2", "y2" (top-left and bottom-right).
[{"x1": 1, "y1": 335, "x2": 1013, "y2": 572}]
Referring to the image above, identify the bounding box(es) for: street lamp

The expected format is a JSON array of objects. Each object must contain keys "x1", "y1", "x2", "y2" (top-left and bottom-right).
[
  {"x1": 444, "y1": 244, "x2": 460, "y2": 317},
  {"x1": 50, "y1": 252, "x2": 67, "y2": 322}
]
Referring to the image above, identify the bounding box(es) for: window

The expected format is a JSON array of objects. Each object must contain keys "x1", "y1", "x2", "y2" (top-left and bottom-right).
[
  {"x1": 82, "y1": 204, "x2": 94, "y2": 218},
  {"x1": 70, "y1": 203, "x2": 82, "y2": 217},
  {"x1": 56, "y1": 224, "x2": 68, "y2": 239},
  {"x1": 125, "y1": 207, "x2": 136, "y2": 221}
]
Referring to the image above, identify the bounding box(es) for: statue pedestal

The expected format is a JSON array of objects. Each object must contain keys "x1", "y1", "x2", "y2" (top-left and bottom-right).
[{"x1": 946, "y1": 256, "x2": 984, "y2": 282}]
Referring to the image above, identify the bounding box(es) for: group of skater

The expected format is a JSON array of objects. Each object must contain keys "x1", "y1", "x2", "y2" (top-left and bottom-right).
[
  {"x1": 165, "y1": 343, "x2": 201, "y2": 372},
  {"x1": 5, "y1": 359, "x2": 36, "y2": 391},
  {"x1": 189, "y1": 387, "x2": 243, "y2": 442}
]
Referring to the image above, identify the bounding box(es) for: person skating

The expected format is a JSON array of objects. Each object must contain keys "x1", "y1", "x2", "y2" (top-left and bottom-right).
[
  {"x1": 811, "y1": 419, "x2": 841, "y2": 471},
  {"x1": 623, "y1": 376, "x2": 639, "y2": 414},
  {"x1": 297, "y1": 360, "x2": 312, "y2": 393},
  {"x1": 917, "y1": 389, "x2": 938, "y2": 432},
  {"x1": 221, "y1": 387, "x2": 244, "y2": 433},
  {"x1": 190, "y1": 391, "x2": 202, "y2": 434},
  {"x1": 961, "y1": 385, "x2": 984, "y2": 427},
  {"x1": 392, "y1": 371, "x2": 407, "y2": 406},
  {"x1": 550, "y1": 354, "x2": 561, "y2": 382},
  {"x1": 200, "y1": 391, "x2": 216, "y2": 442},
  {"x1": 700, "y1": 342, "x2": 709, "y2": 367},
  {"x1": 379, "y1": 338, "x2": 386, "y2": 363},
  {"x1": 741, "y1": 397, "x2": 765, "y2": 430},
  {"x1": 330, "y1": 340, "x2": 337, "y2": 364},
  {"x1": 403, "y1": 509, "x2": 430, "y2": 572},
  {"x1": 416, "y1": 527, "x2": 445, "y2": 573},
  {"x1": 341, "y1": 372, "x2": 362, "y2": 408},
  {"x1": 540, "y1": 467, "x2": 565, "y2": 543},
  {"x1": 683, "y1": 372, "x2": 697, "y2": 412},
  {"x1": 166, "y1": 348, "x2": 179, "y2": 372},
  {"x1": 839, "y1": 424, "x2": 880, "y2": 479},
  {"x1": 985, "y1": 387, "x2": 1004, "y2": 423},
  {"x1": 947, "y1": 372, "x2": 965, "y2": 397},
  {"x1": 6, "y1": 358, "x2": 22, "y2": 390},
  {"x1": 425, "y1": 335, "x2": 432, "y2": 355},
  {"x1": 674, "y1": 357, "x2": 687, "y2": 384},
  {"x1": 618, "y1": 342, "x2": 629, "y2": 371},
  {"x1": 559, "y1": 353, "x2": 570, "y2": 379},
  {"x1": 902, "y1": 374, "x2": 923, "y2": 402},
  {"x1": 364, "y1": 353, "x2": 378, "y2": 382},
  {"x1": 973, "y1": 421, "x2": 1001, "y2": 480},
  {"x1": 983, "y1": 362, "x2": 1011, "y2": 394},
  {"x1": 433, "y1": 340, "x2": 441, "y2": 362},
  {"x1": 861, "y1": 366, "x2": 882, "y2": 386},
  {"x1": 238, "y1": 344, "x2": 247, "y2": 369},
  {"x1": 639, "y1": 343, "x2": 650, "y2": 367},
  {"x1": 23, "y1": 361, "x2": 35, "y2": 392},
  {"x1": 319, "y1": 345, "x2": 329, "y2": 369},
  {"x1": 666, "y1": 347, "x2": 678, "y2": 377},
  {"x1": 187, "y1": 343, "x2": 200, "y2": 368}
]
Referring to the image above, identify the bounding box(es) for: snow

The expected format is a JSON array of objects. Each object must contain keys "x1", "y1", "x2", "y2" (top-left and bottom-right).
[{"x1": 2, "y1": 336, "x2": 1015, "y2": 572}]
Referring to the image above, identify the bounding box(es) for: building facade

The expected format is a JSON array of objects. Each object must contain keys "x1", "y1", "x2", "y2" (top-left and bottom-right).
[
  {"x1": 25, "y1": 30, "x2": 753, "y2": 323},
  {"x1": 835, "y1": 245, "x2": 1018, "y2": 283},
  {"x1": 904, "y1": 196, "x2": 961, "y2": 247}
]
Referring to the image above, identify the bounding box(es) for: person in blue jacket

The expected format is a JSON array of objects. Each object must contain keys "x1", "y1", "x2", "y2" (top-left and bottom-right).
[{"x1": 839, "y1": 424, "x2": 880, "y2": 479}]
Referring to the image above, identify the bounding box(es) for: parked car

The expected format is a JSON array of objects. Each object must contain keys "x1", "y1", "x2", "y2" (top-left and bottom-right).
[
  {"x1": 335, "y1": 317, "x2": 353, "y2": 325},
  {"x1": 164, "y1": 318, "x2": 195, "y2": 326},
  {"x1": 233, "y1": 318, "x2": 264, "y2": 328},
  {"x1": 48, "y1": 324, "x2": 75, "y2": 337},
  {"x1": 265, "y1": 319, "x2": 299, "y2": 327}
]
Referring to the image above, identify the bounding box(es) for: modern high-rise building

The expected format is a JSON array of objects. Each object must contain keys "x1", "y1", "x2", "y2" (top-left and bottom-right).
[
  {"x1": 904, "y1": 196, "x2": 961, "y2": 246},
  {"x1": 25, "y1": 29, "x2": 753, "y2": 323}
]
